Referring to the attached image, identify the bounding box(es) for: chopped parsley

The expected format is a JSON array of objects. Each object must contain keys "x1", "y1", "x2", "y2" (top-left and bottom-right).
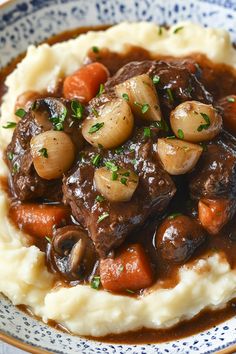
[
  {"x1": 174, "y1": 26, "x2": 184, "y2": 34},
  {"x1": 177, "y1": 129, "x2": 184, "y2": 139},
  {"x1": 134, "y1": 101, "x2": 150, "y2": 114},
  {"x1": 166, "y1": 135, "x2": 176, "y2": 139},
  {"x1": 143, "y1": 127, "x2": 151, "y2": 138},
  {"x1": 45, "y1": 236, "x2": 51, "y2": 243},
  {"x1": 131, "y1": 159, "x2": 137, "y2": 165},
  {"x1": 122, "y1": 93, "x2": 129, "y2": 101},
  {"x1": 199, "y1": 142, "x2": 208, "y2": 152},
  {"x1": 2, "y1": 121, "x2": 17, "y2": 129},
  {"x1": 152, "y1": 119, "x2": 169, "y2": 132},
  {"x1": 15, "y1": 108, "x2": 26, "y2": 118},
  {"x1": 7, "y1": 152, "x2": 14, "y2": 161},
  {"x1": 50, "y1": 106, "x2": 67, "y2": 131},
  {"x1": 96, "y1": 195, "x2": 105, "y2": 203},
  {"x1": 98, "y1": 212, "x2": 109, "y2": 223},
  {"x1": 126, "y1": 289, "x2": 135, "y2": 294},
  {"x1": 115, "y1": 146, "x2": 124, "y2": 154},
  {"x1": 118, "y1": 264, "x2": 124, "y2": 273},
  {"x1": 91, "y1": 276, "x2": 101, "y2": 290},
  {"x1": 120, "y1": 177, "x2": 127, "y2": 185},
  {"x1": 197, "y1": 112, "x2": 211, "y2": 132},
  {"x1": 92, "y1": 46, "x2": 99, "y2": 53},
  {"x1": 88, "y1": 122, "x2": 104, "y2": 134},
  {"x1": 91, "y1": 154, "x2": 102, "y2": 167},
  {"x1": 158, "y1": 27, "x2": 163, "y2": 36},
  {"x1": 168, "y1": 212, "x2": 182, "y2": 220},
  {"x1": 91, "y1": 107, "x2": 99, "y2": 117},
  {"x1": 121, "y1": 171, "x2": 130, "y2": 177},
  {"x1": 112, "y1": 171, "x2": 118, "y2": 181},
  {"x1": 71, "y1": 100, "x2": 84, "y2": 119},
  {"x1": 97, "y1": 83, "x2": 105, "y2": 96},
  {"x1": 12, "y1": 163, "x2": 19, "y2": 175},
  {"x1": 39, "y1": 147, "x2": 48, "y2": 158},
  {"x1": 166, "y1": 88, "x2": 174, "y2": 103},
  {"x1": 227, "y1": 97, "x2": 235, "y2": 103},
  {"x1": 105, "y1": 161, "x2": 118, "y2": 172},
  {"x1": 152, "y1": 75, "x2": 160, "y2": 85}
]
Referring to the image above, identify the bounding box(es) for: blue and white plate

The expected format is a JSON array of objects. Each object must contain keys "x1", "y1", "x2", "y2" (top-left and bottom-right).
[{"x1": 0, "y1": 0, "x2": 236, "y2": 353}]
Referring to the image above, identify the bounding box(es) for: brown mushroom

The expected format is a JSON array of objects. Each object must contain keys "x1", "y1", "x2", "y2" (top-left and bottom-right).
[{"x1": 52, "y1": 225, "x2": 97, "y2": 280}]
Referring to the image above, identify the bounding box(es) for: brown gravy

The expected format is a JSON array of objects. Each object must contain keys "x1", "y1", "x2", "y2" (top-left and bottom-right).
[{"x1": 1, "y1": 25, "x2": 236, "y2": 344}]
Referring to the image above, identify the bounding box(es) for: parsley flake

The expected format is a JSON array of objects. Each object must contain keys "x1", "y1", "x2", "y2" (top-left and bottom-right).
[
  {"x1": 115, "y1": 146, "x2": 124, "y2": 154},
  {"x1": 227, "y1": 97, "x2": 235, "y2": 103},
  {"x1": 39, "y1": 147, "x2": 48, "y2": 158},
  {"x1": 91, "y1": 276, "x2": 101, "y2": 290},
  {"x1": 143, "y1": 127, "x2": 151, "y2": 138},
  {"x1": 7, "y1": 152, "x2": 14, "y2": 161},
  {"x1": 71, "y1": 100, "x2": 84, "y2": 119},
  {"x1": 98, "y1": 212, "x2": 109, "y2": 223},
  {"x1": 120, "y1": 177, "x2": 127, "y2": 185},
  {"x1": 88, "y1": 122, "x2": 104, "y2": 134},
  {"x1": 91, "y1": 107, "x2": 99, "y2": 117},
  {"x1": 15, "y1": 108, "x2": 26, "y2": 118},
  {"x1": 126, "y1": 289, "x2": 135, "y2": 294},
  {"x1": 92, "y1": 46, "x2": 99, "y2": 53},
  {"x1": 168, "y1": 212, "x2": 182, "y2": 220},
  {"x1": 197, "y1": 112, "x2": 211, "y2": 132},
  {"x1": 122, "y1": 93, "x2": 129, "y2": 101},
  {"x1": 158, "y1": 27, "x2": 163, "y2": 35},
  {"x1": 96, "y1": 195, "x2": 105, "y2": 203},
  {"x1": 2, "y1": 121, "x2": 17, "y2": 129},
  {"x1": 134, "y1": 101, "x2": 150, "y2": 114},
  {"x1": 50, "y1": 106, "x2": 67, "y2": 131},
  {"x1": 97, "y1": 83, "x2": 105, "y2": 96},
  {"x1": 92, "y1": 154, "x2": 102, "y2": 167},
  {"x1": 105, "y1": 161, "x2": 118, "y2": 172},
  {"x1": 174, "y1": 26, "x2": 184, "y2": 34},
  {"x1": 12, "y1": 163, "x2": 19, "y2": 175},
  {"x1": 121, "y1": 171, "x2": 130, "y2": 177},
  {"x1": 177, "y1": 129, "x2": 184, "y2": 139},
  {"x1": 118, "y1": 264, "x2": 124, "y2": 273},
  {"x1": 152, "y1": 119, "x2": 169, "y2": 132},
  {"x1": 45, "y1": 236, "x2": 51, "y2": 243},
  {"x1": 112, "y1": 171, "x2": 118, "y2": 181},
  {"x1": 166, "y1": 88, "x2": 174, "y2": 103},
  {"x1": 152, "y1": 75, "x2": 160, "y2": 85}
]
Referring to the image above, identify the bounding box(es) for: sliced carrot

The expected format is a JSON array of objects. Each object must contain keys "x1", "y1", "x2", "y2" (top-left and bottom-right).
[
  {"x1": 10, "y1": 203, "x2": 70, "y2": 239},
  {"x1": 63, "y1": 62, "x2": 109, "y2": 103},
  {"x1": 218, "y1": 95, "x2": 236, "y2": 136},
  {"x1": 100, "y1": 244, "x2": 153, "y2": 292},
  {"x1": 198, "y1": 198, "x2": 234, "y2": 235}
]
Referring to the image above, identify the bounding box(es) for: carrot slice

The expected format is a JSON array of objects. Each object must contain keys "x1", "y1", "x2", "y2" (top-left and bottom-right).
[
  {"x1": 198, "y1": 198, "x2": 234, "y2": 235},
  {"x1": 100, "y1": 244, "x2": 153, "y2": 292},
  {"x1": 10, "y1": 203, "x2": 70, "y2": 239},
  {"x1": 63, "y1": 62, "x2": 109, "y2": 103}
]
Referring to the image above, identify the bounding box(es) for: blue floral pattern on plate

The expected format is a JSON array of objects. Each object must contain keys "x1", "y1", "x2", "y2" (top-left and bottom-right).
[{"x1": 0, "y1": 0, "x2": 236, "y2": 353}]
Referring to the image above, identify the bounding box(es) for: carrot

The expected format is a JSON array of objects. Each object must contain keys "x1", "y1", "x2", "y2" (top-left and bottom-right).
[
  {"x1": 218, "y1": 95, "x2": 236, "y2": 136},
  {"x1": 10, "y1": 203, "x2": 70, "y2": 239},
  {"x1": 100, "y1": 244, "x2": 153, "y2": 292},
  {"x1": 63, "y1": 62, "x2": 109, "y2": 103},
  {"x1": 198, "y1": 198, "x2": 234, "y2": 235}
]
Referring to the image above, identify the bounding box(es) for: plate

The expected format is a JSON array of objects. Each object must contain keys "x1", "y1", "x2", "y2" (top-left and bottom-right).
[{"x1": 0, "y1": 0, "x2": 236, "y2": 353}]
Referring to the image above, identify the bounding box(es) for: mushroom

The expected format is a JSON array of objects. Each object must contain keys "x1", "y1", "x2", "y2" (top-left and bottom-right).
[{"x1": 52, "y1": 225, "x2": 97, "y2": 280}]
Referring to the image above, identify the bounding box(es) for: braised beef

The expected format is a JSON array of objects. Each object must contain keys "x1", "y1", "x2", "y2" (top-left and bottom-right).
[
  {"x1": 63, "y1": 129, "x2": 176, "y2": 257},
  {"x1": 6, "y1": 97, "x2": 83, "y2": 201},
  {"x1": 105, "y1": 60, "x2": 213, "y2": 118},
  {"x1": 189, "y1": 131, "x2": 236, "y2": 200},
  {"x1": 156, "y1": 215, "x2": 206, "y2": 263}
]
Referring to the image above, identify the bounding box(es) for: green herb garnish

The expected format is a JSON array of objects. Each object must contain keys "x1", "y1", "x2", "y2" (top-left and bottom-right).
[
  {"x1": 166, "y1": 135, "x2": 176, "y2": 139},
  {"x1": 88, "y1": 122, "x2": 104, "y2": 134},
  {"x1": 131, "y1": 159, "x2": 137, "y2": 165},
  {"x1": 166, "y1": 88, "x2": 174, "y2": 103},
  {"x1": 126, "y1": 289, "x2": 135, "y2": 294},
  {"x1": 92, "y1": 46, "x2": 99, "y2": 53},
  {"x1": 105, "y1": 161, "x2": 118, "y2": 172},
  {"x1": 118, "y1": 264, "x2": 124, "y2": 273},
  {"x1": 12, "y1": 163, "x2": 19, "y2": 175},
  {"x1": 168, "y1": 212, "x2": 182, "y2": 220},
  {"x1": 152, "y1": 75, "x2": 160, "y2": 85},
  {"x1": 15, "y1": 108, "x2": 26, "y2": 118},
  {"x1": 122, "y1": 93, "x2": 129, "y2": 101},
  {"x1": 115, "y1": 146, "x2": 124, "y2": 154},
  {"x1": 199, "y1": 142, "x2": 208, "y2": 152},
  {"x1": 174, "y1": 26, "x2": 184, "y2": 34},
  {"x1": 121, "y1": 171, "x2": 130, "y2": 177},
  {"x1": 91, "y1": 276, "x2": 101, "y2": 290},
  {"x1": 98, "y1": 212, "x2": 109, "y2": 223},
  {"x1": 71, "y1": 100, "x2": 84, "y2": 119},
  {"x1": 97, "y1": 83, "x2": 105, "y2": 96},
  {"x1": 91, "y1": 107, "x2": 99, "y2": 117},
  {"x1": 197, "y1": 112, "x2": 211, "y2": 132},
  {"x1": 177, "y1": 129, "x2": 184, "y2": 139},
  {"x1": 2, "y1": 121, "x2": 17, "y2": 129},
  {"x1": 158, "y1": 27, "x2": 163, "y2": 35},
  {"x1": 152, "y1": 119, "x2": 169, "y2": 132},
  {"x1": 112, "y1": 171, "x2": 118, "y2": 181},
  {"x1": 227, "y1": 97, "x2": 235, "y2": 103},
  {"x1": 134, "y1": 101, "x2": 150, "y2": 114},
  {"x1": 39, "y1": 147, "x2": 48, "y2": 158},
  {"x1": 92, "y1": 154, "x2": 102, "y2": 167},
  {"x1": 96, "y1": 195, "x2": 105, "y2": 203},
  {"x1": 120, "y1": 177, "x2": 127, "y2": 185},
  {"x1": 7, "y1": 152, "x2": 14, "y2": 161},
  {"x1": 143, "y1": 127, "x2": 151, "y2": 138},
  {"x1": 45, "y1": 236, "x2": 51, "y2": 243},
  {"x1": 50, "y1": 106, "x2": 67, "y2": 131}
]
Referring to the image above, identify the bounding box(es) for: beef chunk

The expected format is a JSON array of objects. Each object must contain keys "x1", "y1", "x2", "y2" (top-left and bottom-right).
[
  {"x1": 63, "y1": 129, "x2": 176, "y2": 257},
  {"x1": 6, "y1": 97, "x2": 83, "y2": 201},
  {"x1": 189, "y1": 131, "x2": 236, "y2": 200},
  {"x1": 105, "y1": 60, "x2": 213, "y2": 118}
]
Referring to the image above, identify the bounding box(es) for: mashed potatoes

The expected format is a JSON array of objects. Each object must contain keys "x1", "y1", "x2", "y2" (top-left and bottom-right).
[{"x1": 0, "y1": 22, "x2": 236, "y2": 337}]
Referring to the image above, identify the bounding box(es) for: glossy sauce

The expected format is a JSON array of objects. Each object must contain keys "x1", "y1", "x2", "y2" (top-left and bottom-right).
[{"x1": 1, "y1": 25, "x2": 236, "y2": 344}]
